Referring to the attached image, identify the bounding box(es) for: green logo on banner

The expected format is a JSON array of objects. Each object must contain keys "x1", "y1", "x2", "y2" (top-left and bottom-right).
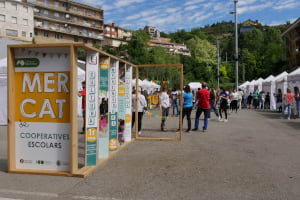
[{"x1": 15, "y1": 58, "x2": 40, "y2": 68}]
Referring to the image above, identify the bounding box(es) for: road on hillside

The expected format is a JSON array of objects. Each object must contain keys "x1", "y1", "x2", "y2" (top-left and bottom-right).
[{"x1": 0, "y1": 110, "x2": 300, "y2": 200}]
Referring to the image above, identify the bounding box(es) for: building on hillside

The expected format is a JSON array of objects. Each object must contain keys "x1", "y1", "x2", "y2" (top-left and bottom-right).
[
  {"x1": 26, "y1": 0, "x2": 104, "y2": 45},
  {"x1": 282, "y1": 18, "x2": 300, "y2": 70},
  {"x1": 240, "y1": 19, "x2": 260, "y2": 32},
  {"x1": 103, "y1": 23, "x2": 132, "y2": 47},
  {"x1": 0, "y1": 0, "x2": 34, "y2": 42},
  {"x1": 144, "y1": 26, "x2": 160, "y2": 39},
  {"x1": 149, "y1": 37, "x2": 191, "y2": 56}
]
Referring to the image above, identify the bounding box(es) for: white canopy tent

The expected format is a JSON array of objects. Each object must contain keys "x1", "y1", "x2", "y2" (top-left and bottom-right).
[
  {"x1": 239, "y1": 81, "x2": 250, "y2": 90},
  {"x1": 0, "y1": 58, "x2": 7, "y2": 125},
  {"x1": 269, "y1": 71, "x2": 288, "y2": 110},
  {"x1": 261, "y1": 75, "x2": 274, "y2": 94},
  {"x1": 188, "y1": 82, "x2": 202, "y2": 91},
  {"x1": 254, "y1": 78, "x2": 264, "y2": 92},
  {"x1": 275, "y1": 72, "x2": 289, "y2": 96},
  {"x1": 287, "y1": 67, "x2": 300, "y2": 91},
  {"x1": 246, "y1": 80, "x2": 256, "y2": 95}
]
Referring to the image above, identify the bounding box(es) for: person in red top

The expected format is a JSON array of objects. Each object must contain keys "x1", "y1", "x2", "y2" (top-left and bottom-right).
[
  {"x1": 78, "y1": 81, "x2": 86, "y2": 134},
  {"x1": 281, "y1": 88, "x2": 294, "y2": 120},
  {"x1": 192, "y1": 82, "x2": 210, "y2": 132}
]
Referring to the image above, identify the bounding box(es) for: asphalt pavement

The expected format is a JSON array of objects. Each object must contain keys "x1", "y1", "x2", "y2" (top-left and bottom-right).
[{"x1": 0, "y1": 110, "x2": 300, "y2": 200}]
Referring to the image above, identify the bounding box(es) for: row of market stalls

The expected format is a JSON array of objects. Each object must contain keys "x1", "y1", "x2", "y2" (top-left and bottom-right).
[{"x1": 239, "y1": 67, "x2": 300, "y2": 110}]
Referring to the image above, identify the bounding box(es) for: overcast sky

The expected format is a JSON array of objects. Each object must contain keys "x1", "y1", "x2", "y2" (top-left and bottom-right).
[{"x1": 77, "y1": 0, "x2": 300, "y2": 32}]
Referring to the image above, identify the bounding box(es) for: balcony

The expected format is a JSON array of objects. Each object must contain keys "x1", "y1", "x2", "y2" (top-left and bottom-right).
[
  {"x1": 33, "y1": 1, "x2": 104, "y2": 22},
  {"x1": 34, "y1": 11, "x2": 104, "y2": 31},
  {"x1": 35, "y1": 25, "x2": 104, "y2": 40}
]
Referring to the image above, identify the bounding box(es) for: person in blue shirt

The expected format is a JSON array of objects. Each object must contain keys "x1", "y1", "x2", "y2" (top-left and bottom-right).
[{"x1": 177, "y1": 85, "x2": 193, "y2": 132}]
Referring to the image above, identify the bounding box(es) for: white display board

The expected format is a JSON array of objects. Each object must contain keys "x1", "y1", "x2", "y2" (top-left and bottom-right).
[{"x1": 13, "y1": 47, "x2": 71, "y2": 171}]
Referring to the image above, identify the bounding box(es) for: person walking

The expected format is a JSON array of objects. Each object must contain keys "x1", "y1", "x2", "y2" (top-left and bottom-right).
[
  {"x1": 247, "y1": 93, "x2": 253, "y2": 109},
  {"x1": 159, "y1": 86, "x2": 171, "y2": 131},
  {"x1": 259, "y1": 91, "x2": 266, "y2": 109},
  {"x1": 252, "y1": 89, "x2": 259, "y2": 109},
  {"x1": 219, "y1": 88, "x2": 229, "y2": 122},
  {"x1": 265, "y1": 92, "x2": 270, "y2": 109},
  {"x1": 230, "y1": 89, "x2": 239, "y2": 113},
  {"x1": 78, "y1": 81, "x2": 86, "y2": 134},
  {"x1": 171, "y1": 88, "x2": 179, "y2": 117},
  {"x1": 281, "y1": 88, "x2": 294, "y2": 120},
  {"x1": 208, "y1": 88, "x2": 221, "y2": 120},
  {"x1": 177, "y1": 85, "x2": 193, "y2": 133},
  {"x1": 294, "y1": 87, "x2": 300, "y2": 119},
  {"x1": 276, "y1": 89, "x2": 283, "y2": 113},
  {"x1": 132, "y1": 88, "x2": 147, "y2": 135},
  {"x1": 192, "y1": 82, "x2": 210, "y2": 132},
  {"x1": 238, "y1": 89, "x2": 244, "y2": 110}
]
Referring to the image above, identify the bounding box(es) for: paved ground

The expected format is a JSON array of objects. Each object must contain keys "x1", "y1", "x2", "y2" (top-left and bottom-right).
[{"x1": 1, "y1": 110, "x2": 300, "y2": 200}]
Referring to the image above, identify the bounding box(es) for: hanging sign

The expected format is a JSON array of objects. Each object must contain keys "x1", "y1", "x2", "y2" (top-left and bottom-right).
[
  {"x1": 14, "y1": 47, "x2": 70, "y2": 171},
  {"x1": 85, "y1": 51, "x2": 99, "y2": 166},
  {"x1": 109, "y1": 60, "x2": 118, "y2": 151},
  {"x1": 124, "y1": 65, "x2": 132, "y2": 142},
  {"x1": 99, "y1": 63, "x2": 109, "y2": 91}
]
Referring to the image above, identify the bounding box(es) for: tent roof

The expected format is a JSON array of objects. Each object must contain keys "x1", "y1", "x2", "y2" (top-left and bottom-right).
[
  {"x1": 263, "y1": 75, "x2": 274, "y2": 82},
  {"x1": 255, "y1": 78, "x2": 264, "y2": 84},
  {"x1": 275, "y1": 71, "x2": 289, "y2": 82},
  {"x1": 288, "y1": 67, "x2": 300, "y2": 76},
  {"x1": 239, "y1": 81, "x2": 249, "y2": 88},
  {"x1": 188, "y1": 82, "x2": 202, "y2": 90}
]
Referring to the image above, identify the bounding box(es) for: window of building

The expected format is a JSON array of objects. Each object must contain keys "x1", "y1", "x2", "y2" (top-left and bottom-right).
[
  {"x1": 30, "y1": 32, "x2": 32, "y2": 37},
  {"x1": 44, "y1": 0, "x2": 48, "y2": 6},
  {"x1": 44, "y1": 31, "x2": 49, "y2": 37},
  {"x1": 73, "y1": 17, "x2": 77, "y2": 22},
  {"x1": 44, "y1": 10, "x2": 48, "y2": 15},
  {"x1": 112, "y1": 28, "x2": 115, "y2": 32},
  {"x1": 11, "y1": 16, "x2": 17, "y2": 24},
  {"x1": 73, "y1": 6, "x2": 77, "y2": 11},
  {"x1": 6, "y1": 29, "x2": 18, "y2": 37},
  {"x1": 22, "y1": 31, "x2": 26, "y2": 37},
  {"x1": 74, "y1": 36, "x2": 78, "y2": 42},
  {"x1": 0, "y1": 1, "x2": 5, "y2": 8},
  {"x1": 34, "y1": 30, "x2": 38, "y2": 35},
  {"x1": 23, "y1": 5, "x2": 28, "y2": 12},
  {"x1": 55, "y1": 33, "x2": 60, "y2": 39},
  {"x1": 23, "y1": 19, "x2": 28, "y2": 26},
  {"x1": 54, "y1": 1, "x2": 59, "y2": 7},
  {"x1": 54, "y1": 12, "x2": 60, "y2": 17},
  {"x1": 43, "y1": 21, "x2": 48, "y2": 28},
  {"x1": 0, "y1": 14, "x2": 5, "y2": 22},
  {"x1": 11, "y1": 2, "x2": 17, "y2": 10}
]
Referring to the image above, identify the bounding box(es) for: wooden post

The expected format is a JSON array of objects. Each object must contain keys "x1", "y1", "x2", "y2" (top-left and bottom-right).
[
  {"x1": 70, "y1": 45, "x2": 78, "y2": 174},
  {"x1": 135, "y1": 67, "x2": 139, "y2": 139},
  {"x1": 179, "y1": 65, "x2": 184, "y2": 141},
  {"x1": 7, "y1": 47, "x2": 16, "y2": 172}
]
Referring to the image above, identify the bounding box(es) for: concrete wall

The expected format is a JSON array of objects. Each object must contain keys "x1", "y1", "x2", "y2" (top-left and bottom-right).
[{"x1": 0, "y1": 0, "x2": 34, "y2": 42}]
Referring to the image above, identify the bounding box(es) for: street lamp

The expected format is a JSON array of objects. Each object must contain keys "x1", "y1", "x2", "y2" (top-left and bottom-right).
[{"x1": 230, "y1": 0, "x2": 239, "y2": 91}]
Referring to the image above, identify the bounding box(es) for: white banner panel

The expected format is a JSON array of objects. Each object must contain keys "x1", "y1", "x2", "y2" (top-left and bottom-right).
[{"x1": 15, "y1": 122, "x2": 70, "y2": 171}]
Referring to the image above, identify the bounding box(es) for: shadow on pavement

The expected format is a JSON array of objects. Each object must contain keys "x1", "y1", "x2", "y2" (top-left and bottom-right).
[
  {"x1": 0, "y1": 159, "x2": 7, "y2": 172},
  {"x1": 257, "y1": 111, "x2": 300, "y2": 130},
  {"x1": 282, "y1": 121, "x2": 300, "y2": 130},
  {"x1": 257, "y1": 111, "x2": 281, "y2": 119}
]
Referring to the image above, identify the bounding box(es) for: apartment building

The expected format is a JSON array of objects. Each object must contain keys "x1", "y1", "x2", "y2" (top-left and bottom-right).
[
  {"x1": 282, "y1": 18, "x2": 300, "y2": 69},
  {"x1": 0, "y1": 0, "x2": 34, "y2": 42},
  {"x1": 144, "y1": 26, "x2": 160, "y2": 39},
  {"x1": 103, "y1": 23, "x2": 132, "y2": 47},
  {"x1": 27, "y1": 0, "x2": 104, "y2": 45},
  {"x1": 149, "y1": 37, "x2": 191, "y2": 56}
]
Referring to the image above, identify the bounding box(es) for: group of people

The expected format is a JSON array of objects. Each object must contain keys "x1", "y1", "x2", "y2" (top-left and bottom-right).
[
  {"x1": 131, "y1": 83, "x2": 246, "y2": 135},
  {"x1": 244, "y1": 87, "x2": 300, "y2": 120}
]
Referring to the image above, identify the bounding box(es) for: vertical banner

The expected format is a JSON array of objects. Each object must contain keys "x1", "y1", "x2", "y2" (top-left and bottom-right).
[
  {"x1": 109, "y1": 60, "x2": 118, "y2": 151},
  {"x1": 99, "y1": 63, "x2": 109, "y2": 91},
  {"x1": 98, "y1": 62, "x2": 109, "y2": 159},
  {"x1": 124, "y1": 65, "x2": 132, "y2": 142},
  {"x1": 14, "y1": 47, "x2": 70, "y2": 171},
  {"x1": 118, "y1": 83, "x2": 126, "y2": 145},
  {"x1": 85, "y1": 51, "x2": 99, "y2": 166}
]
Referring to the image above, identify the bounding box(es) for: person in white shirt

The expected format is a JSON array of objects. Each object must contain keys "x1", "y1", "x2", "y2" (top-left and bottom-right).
[
  {"x1": 132, "y1": 88, "x2": 147, "y2": 135},
  {"x1": 230, "y1": 89, "x2": 239, "y2": 113},
  {"x1": 159, "y1": 86, "x2": 171, "y2": 131}
]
